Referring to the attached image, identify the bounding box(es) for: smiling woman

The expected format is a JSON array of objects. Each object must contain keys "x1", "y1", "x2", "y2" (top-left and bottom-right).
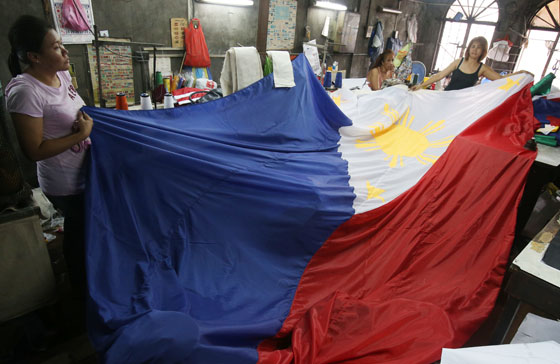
[
  {"x1": 5, "y1": 15, "x2": 93, "y2": 299},
  {"x1": 412, "y1": 36, "x2": 533, "y2": 91}
]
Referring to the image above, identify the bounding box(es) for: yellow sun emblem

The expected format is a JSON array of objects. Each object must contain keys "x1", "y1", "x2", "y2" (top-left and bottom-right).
[{"x1": 355, "y1": 104, "x2": 454, "y2": 168}]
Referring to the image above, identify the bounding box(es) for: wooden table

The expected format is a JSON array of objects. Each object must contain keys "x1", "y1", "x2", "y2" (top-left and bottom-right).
[
  {"x1": 491, "y1": 209, "x2": 560, "y2": 344},
  {"x1": 515, "y1": 144, "x2": 560, "y2": 237}
]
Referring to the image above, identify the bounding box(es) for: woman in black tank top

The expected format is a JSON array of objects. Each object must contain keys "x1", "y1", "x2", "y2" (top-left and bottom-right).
[
  {"x1": 411, "y1": 36, "x2": 533, "y2": 92},
  {"x1": 445, "y1": 58, "x2": 483, "y2": 91}
]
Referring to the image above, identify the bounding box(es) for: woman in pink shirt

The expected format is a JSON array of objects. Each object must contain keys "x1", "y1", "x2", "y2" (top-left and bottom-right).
[{"x1": 6, "y1": 15, "x2": 93, "y2": 298}]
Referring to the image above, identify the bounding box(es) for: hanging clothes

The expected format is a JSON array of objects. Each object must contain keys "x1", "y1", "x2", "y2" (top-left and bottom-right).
[
  {"x1": 368, "y1": 20, "x2": 384, "y2": 64},
  {"x1": 386, "y1": 33, "x2": 403, "y2": 54},
  {"x1": 487, "y1": 36, "x2": 513, "y2": 62},
  {"x1": 407, "y1": 14, "x2": 418, "y2": 43}
]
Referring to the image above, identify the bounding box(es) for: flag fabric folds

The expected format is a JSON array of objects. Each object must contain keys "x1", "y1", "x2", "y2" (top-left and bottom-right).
[{"x1": 83, "y1": 55, "x2": 536, "y2": 364}]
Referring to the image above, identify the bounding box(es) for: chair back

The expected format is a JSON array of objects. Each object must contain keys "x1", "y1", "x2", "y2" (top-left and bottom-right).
[{"x1": 411, "y1": 61, "x2": 426, "y2": 83}]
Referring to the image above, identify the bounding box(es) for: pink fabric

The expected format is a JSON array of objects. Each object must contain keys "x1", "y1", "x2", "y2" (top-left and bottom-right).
[
  {"x1": 6, "y1": 71, "x2": 89, "y2": 196},
  {"x1": 61, "y1": 0, "x2": 90, "y2": 32}
]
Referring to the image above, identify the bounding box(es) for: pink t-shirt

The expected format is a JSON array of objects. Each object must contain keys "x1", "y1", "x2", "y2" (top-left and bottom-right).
[{"x1": 6, "y1": 71, "x2": 89, "y2": 196}]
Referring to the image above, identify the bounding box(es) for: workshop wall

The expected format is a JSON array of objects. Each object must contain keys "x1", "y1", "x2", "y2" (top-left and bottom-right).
[{"x1": 0, "y1": 0, "x2": 551, "y2": 190}]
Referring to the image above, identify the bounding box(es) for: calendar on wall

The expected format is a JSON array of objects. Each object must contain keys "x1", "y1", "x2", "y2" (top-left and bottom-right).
[
  {"x1": 266, "y1": 0, "x2": 297, "y2": 50},
  {"x1": 50, "y1": 0, "x2": 95, "y2": 44}
]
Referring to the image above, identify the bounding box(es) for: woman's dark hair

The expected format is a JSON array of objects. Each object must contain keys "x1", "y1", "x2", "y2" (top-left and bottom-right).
[
  {"x1": 369, "y1": 50, "x2": 394, "y2": 71},
  {"x1": 8, "y1": 15, "x2": 53, "y2": 77}
]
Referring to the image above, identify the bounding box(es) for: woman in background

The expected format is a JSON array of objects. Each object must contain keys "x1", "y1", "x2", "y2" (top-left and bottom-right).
[
  {"x1": 6, "y1": 15, "x2": 93, "y2": 298},
  {"x1": 367, "y1": 50, "x2": 395, "y2": 91},
  {"x1": 412, "y1": 36, "x2": 532, "y2": 91}
]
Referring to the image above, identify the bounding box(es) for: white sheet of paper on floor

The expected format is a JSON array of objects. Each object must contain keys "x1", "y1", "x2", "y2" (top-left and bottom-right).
[
  {"x1": 441, "y1": 341, "x2": 560, "y2": 364},
  {"x1": 511, "y1": 313, "x2": 560, "y2": 344}
]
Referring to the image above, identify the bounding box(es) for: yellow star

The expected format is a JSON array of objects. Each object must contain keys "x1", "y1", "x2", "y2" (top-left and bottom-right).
[
  {"x1": 331, "y1": 95, "x2": 341, "y2": 106},
  {"x1": 498, "y1": 77, "x2": 521, "y2": 91},
  {"x1": 366, "y1": 181, "x2": 385, "y2": 202}
]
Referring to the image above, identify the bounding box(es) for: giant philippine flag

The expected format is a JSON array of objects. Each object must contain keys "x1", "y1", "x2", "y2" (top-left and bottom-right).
[{"x1": 84, "y1": 55, "x2": 536, "y2": 364}]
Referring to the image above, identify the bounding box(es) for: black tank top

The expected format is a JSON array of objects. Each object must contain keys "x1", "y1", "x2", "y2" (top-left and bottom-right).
[{"x1": 445, "y1": 58, "x2": 483, "y2": 91}]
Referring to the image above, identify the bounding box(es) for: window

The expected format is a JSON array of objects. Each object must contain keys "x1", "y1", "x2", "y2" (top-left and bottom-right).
[
  {"x1": 434, "y1": 0, "x2": 498, "y2": 72},
  {"x1": 515, "y1": 1, "x2": 560, "y2": 88}
]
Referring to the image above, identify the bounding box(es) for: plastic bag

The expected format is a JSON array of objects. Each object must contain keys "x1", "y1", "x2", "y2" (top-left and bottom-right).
[
  {"x1": 184, "y1": 19, "x2": 211, "y2": 68},
  {"x1": 61, "y1": 0, "x2": 90, "y2": 32}
]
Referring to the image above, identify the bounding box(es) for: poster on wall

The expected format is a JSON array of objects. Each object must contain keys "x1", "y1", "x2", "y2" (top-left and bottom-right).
[
  {"x1": 171, "y1": 18, "x2": 188, "y2": 48},
  {"x1": 50, "y1": 0, "x2": 95, "y2": 44},
  {"x1": 266, "y1": 0, "x2": 297, "y2": 50}
]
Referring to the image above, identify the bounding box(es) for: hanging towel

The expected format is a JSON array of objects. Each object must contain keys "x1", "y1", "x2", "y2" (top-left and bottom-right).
[
  {"x1": 266, "y1": 51, "x2": 295, "y2": 88},
  {"x1": 220, "y1": 47, "x2": 263, "y2": 96},
  {"x1": 407, "y1": 14, "x2": 418, "y2": 43}
]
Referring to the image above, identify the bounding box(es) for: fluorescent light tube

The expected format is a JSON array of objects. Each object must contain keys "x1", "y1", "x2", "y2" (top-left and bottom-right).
[
  {"x1": 380, "y1": 7, "x2": 402, "y2": 14},
  {"x1": 315, "y1": 1, "x2": 347, "y2": 11},
  {"x1": 198, "y1": 0, "x2": 253, "y2": 6}
]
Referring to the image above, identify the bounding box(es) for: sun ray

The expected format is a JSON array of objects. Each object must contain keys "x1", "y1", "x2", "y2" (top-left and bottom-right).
[
  {"x1": 418, "y1": 120, "x2": 436, "y2": 134},
  {"x1": 390, "y1": 154, "x2": 398, "y2": 167},
  {"x1": 415, "y1": 156, "x2": 429, "y2": 165},
  {"x1": 421, "y1": 120, "x2": 446, "y2": 136},
  {"x1": 417, "y1": 153, "x2": 439, "y2": 164},
  {"x1": 427, "y1": 136, "x2": 455, "y2": 148},
  {"x1": 382, "y1": 104, "x2": 398, "y2": 122},
  {"x1": 397, "y1": 108, "x2": 410, "y2": 126}
]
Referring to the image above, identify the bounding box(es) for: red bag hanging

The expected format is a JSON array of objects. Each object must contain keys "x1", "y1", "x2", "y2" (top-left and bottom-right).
[
  {"x1": 183, "y1": 19, "x2": 211, "y2": 68},
  {"x1": 61, "y1": 0, "x2": 91, "y2": 32}
]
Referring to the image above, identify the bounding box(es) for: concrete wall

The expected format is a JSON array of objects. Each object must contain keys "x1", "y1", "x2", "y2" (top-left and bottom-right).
[{"x1": 0, "y1": 0, "x2": 554, "y2": 187}]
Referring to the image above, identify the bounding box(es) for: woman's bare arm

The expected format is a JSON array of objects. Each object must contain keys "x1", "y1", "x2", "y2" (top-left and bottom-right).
[
  {"x1": 11, "y1": 111, "x2": 93, "y2": 161},
  {"x1": 411, "y1": 59, "x2": 460, "y2": 91}
]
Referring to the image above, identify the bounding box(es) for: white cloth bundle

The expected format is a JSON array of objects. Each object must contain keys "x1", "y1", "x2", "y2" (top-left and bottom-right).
[
  {"x1": 266, "y1": 51, "x2": 295, "y2": 88},
  {"x1": 220, "y1": 47, "x2": 263, "y2": 96}
]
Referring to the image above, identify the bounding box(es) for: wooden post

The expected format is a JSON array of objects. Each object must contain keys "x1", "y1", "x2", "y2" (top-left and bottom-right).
[{"x1": 256, "y1": 0, "x2": 270, "y2": 55}]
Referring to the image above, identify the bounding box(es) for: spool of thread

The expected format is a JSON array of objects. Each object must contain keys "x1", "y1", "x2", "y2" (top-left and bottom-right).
[
  {"x1": 412, "y1": 73, "x2": 419, "y2": 85},
  {"x1": 323, "y1": 71, "x2": 332, "y2": 88},
  {"x1": 140, "y1": 93, "x2": 153, "y2": 110},
  {"x1": 163, "y1": 93, "x2": 175, "y2": 109},
  {"x1": 115, "y1": 92, "x2": 128, "y2": 110},
  {"x1": 163, "y1": 77, "x2": 171, "y2": 92},
  {"x1": 155, "y1": 71, "x2": 163, "y2": 86},
  {"x1": 334, "y1": 72, "x2": 343, "y2": 89},
  {"x1": 171, "y1": 75, "x2": 179, "y2": 91}
]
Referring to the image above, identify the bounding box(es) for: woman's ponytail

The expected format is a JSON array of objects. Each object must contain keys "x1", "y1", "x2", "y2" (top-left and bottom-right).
[{"x1": 8, "y1": 50, "x2": 22, "y2": 77}]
